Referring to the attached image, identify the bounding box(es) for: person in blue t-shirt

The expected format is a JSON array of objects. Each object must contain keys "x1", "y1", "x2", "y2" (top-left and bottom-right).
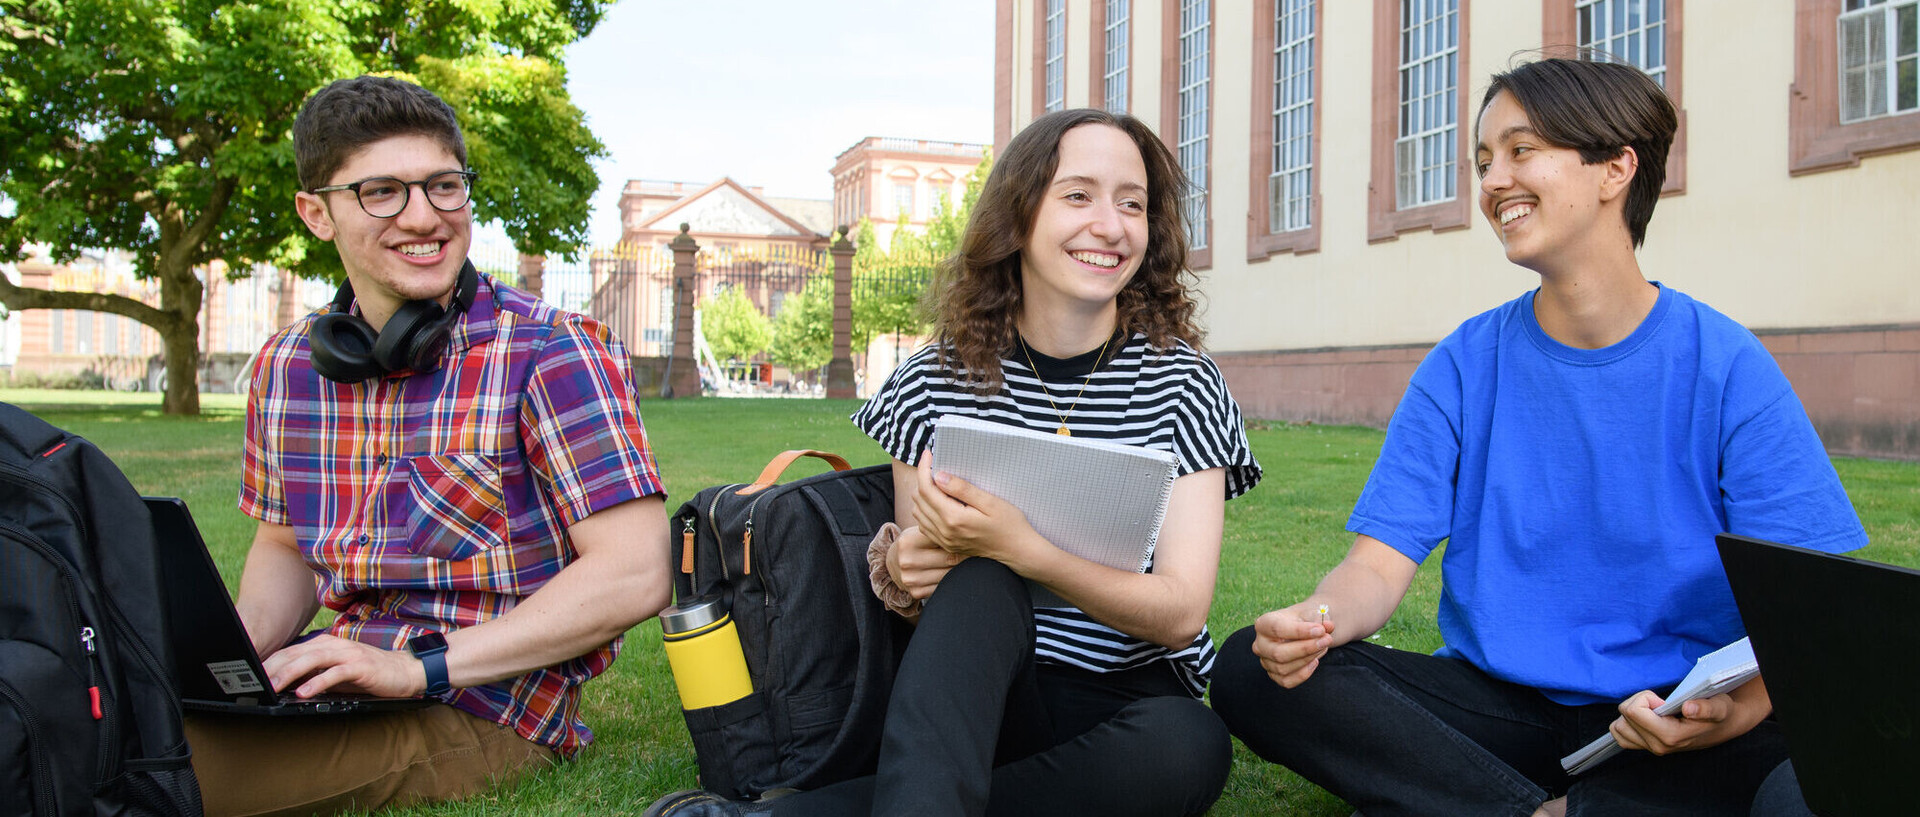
[{"x1": 1209, "y1": 57, "x2": 1867, "y2": 817}]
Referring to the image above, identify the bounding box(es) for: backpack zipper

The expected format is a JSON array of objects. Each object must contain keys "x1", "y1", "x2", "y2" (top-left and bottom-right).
[
  {"x1": 704, "y1": 485, "x2": 746, "y2": 583},
  {"x1": 742, "y1": 491, "x2": 778, "y2": 606},
  {"x1": 79, "y1": 625, "x2": 117, "y2": 781},
  {"x1": 680, "y1": 516, "x2": 696, "y2": 579},
  {"x1": 0, "y1": 678, "x2": 58, "y2": 817},
  {"x1": 80, "y1": 628, "x2": 103, "y2": 721}
]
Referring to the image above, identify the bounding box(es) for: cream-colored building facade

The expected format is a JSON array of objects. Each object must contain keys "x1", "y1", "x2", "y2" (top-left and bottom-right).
[
  {"x1": 831, "y1": 137, "x2": 988, "y2": 248},
  {"x1": 996, "y1": 0, "x2": 1920, "y2": 459}
]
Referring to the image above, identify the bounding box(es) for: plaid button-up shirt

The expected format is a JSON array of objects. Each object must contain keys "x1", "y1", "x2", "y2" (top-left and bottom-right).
[{"x1": 240, "y1": 273, "x2": 663, "y2": 755}]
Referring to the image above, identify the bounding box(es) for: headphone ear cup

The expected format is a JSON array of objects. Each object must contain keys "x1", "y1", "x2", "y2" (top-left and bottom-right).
[
  {"x1": 372, "y1": 299, "x2": 445, "y2": 374},
  {"x1": 309, "y1": 311, "x2": 384, "y2": 383},
  {"x1": 400, "y1": 320, "x2": 459, "y2": 373}
]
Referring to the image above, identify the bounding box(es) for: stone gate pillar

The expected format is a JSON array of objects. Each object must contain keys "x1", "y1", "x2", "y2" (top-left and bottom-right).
[
  {"x1": 826, "y1": 226, "x2": 857, "y2": 399},
  {"x1": 516, "y1": 253, "x2": 545, "y2": 301},
  {"x1": 275, "y1": 268, "x2": 299, "y2": 329},
  {"x1": 668, "y1": 224, "x2": 702, "y2": 399}
]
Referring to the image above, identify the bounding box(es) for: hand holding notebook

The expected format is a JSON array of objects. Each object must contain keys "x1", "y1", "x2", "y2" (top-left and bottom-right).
[
  {"x1": 1560, "y1": 637, "x2": 1759, "y2": 775},
  {"x1": 929, "y1": 415, "x2": 1178, "y2": 607}
]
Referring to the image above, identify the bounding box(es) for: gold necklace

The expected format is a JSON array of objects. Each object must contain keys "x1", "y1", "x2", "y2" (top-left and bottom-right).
[{"x1": 1020, "y1": 332, "x2": 1112, "y2": 436}]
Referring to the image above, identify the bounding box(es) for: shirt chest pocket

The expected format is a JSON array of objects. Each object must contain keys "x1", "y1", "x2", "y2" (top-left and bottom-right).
[{"x1": 404, "y1": 453, "x2": 509, "y2": 561}]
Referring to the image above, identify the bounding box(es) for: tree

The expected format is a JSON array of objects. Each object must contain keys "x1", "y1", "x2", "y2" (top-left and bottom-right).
[
  {"x1": 0, "y1": 0, "x2": 609, "y2": 413},
  {"x1": 769, "y1": 273, "x2": 832, "y2": 379},
  {"x1": 847, "y1": 148, "x2": 992, "y2": 349},
  {"x1": 920, "y1": 147, "x2": 990, "y2": 259},
  {"x1": 700, "y1": 285, "x2": 771, "y2": 364},
  {"x1": 850, "y1": 225, "x2": 934, "y2": 352}
]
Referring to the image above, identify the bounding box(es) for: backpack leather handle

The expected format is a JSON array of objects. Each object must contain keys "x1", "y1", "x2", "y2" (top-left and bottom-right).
[{"x1": 736, "y1": 450, "x2": 852, "y2": 496}]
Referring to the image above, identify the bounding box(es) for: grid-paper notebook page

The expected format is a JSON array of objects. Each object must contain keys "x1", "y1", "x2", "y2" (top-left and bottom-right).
[{"x1": 931, "y1": 415, "x2": 1178, "y2": 607}]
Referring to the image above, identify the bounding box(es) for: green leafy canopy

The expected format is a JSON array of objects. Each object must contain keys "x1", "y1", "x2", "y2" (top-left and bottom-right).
[
  {"x1": 770, "y1": 272, "x2": 833, "y2": 376},
  {"x1": 0, "y1": 0, "x2": 608, "y2": 277}
]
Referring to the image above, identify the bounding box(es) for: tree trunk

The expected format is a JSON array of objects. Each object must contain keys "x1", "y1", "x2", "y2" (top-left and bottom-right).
[
  {"x1": 154, "y1": 254, "x2": 206, "y2": 416},
  {"x1": 159, "y1": 320, "x2": 201, "y2": 415}
]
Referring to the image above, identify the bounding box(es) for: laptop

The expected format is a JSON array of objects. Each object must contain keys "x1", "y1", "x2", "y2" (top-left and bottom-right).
[
  {"x1": 1717, "y1": 533, "x2": 1918, "y2": 817},
  {"x1": 146, "y1": 496, "x2": 429, "y2": 716}
]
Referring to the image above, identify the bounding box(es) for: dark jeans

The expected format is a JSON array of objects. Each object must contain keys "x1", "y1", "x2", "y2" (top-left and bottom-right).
[
  {"x1": 1210, "y1": 629, "x2": 1789, "y2": 817},
  {"x1": 1749, "y1": 761, "x2": 1814, "y2": 817},
  {"x1": 774, "y1": 558, "x2": 1229, "y2": 817}
]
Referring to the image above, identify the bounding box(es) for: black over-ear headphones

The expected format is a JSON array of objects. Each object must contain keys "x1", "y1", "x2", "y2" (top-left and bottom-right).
[{"x1": 309, "y1": 261, "x2": 480, "y2": 383}]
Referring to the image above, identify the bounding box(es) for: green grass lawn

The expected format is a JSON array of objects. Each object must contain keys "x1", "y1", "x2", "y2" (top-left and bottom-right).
[{"x1": 6, "y1": 388, "x2": 1916, "y2": 816}]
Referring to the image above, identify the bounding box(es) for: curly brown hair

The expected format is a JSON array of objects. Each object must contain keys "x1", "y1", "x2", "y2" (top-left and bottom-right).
[{"x1": 930, "y1": 108, "x2": 1204, "y2": 394}]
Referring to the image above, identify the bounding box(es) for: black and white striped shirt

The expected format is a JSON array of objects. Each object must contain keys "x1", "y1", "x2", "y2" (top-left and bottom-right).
[{"x1": 851, "y1": 334, "x2": 1262, "y2": 696}]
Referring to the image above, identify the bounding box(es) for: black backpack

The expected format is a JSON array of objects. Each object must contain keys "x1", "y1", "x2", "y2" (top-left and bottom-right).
[
  {"x1": 668, "y1": 450, "x2": 905, "y2": 800},
  {"x1": 0, "y1": 404, "x2": 202, "y2": 816}
]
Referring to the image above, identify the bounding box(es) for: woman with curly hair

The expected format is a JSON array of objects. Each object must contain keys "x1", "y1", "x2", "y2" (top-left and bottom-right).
[{"x1": 646, "y1": 108, "x2": 1262, "y2": 817}]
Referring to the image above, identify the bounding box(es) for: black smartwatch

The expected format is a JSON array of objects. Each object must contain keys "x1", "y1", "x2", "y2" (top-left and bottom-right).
[{"x1": 407, "y1": 632, "x2": 451, "y2": 697}]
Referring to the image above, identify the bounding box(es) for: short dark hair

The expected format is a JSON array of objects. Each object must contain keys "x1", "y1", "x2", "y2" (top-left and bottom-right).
[
  {"x1": 293, "y1": 76, "x2": 466, "y2": 191},
  {"x1": 1479, "y1": 57, "x2": 1676, "y2": 247},
  {"x1": 932, "y1": 107, "x2": 1203, "y2": 393}
]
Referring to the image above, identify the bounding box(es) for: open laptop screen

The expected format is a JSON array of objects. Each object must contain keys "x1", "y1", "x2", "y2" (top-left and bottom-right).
[
  {"x1": 145, "y1": 496, "x2": 426, "y2": 715},
  {"x1": 1718, "y1": 534, "x2": 1917, "y2": 817}
]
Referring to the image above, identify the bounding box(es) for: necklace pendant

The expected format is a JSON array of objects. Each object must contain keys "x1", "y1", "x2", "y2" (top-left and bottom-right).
[{"x1": 1057, "y1": 426, "x2": 1071, "y2": 436}]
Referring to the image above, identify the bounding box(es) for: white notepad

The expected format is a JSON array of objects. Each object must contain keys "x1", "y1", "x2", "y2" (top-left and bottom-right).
[
  {"x1": 930, "y1": 415, "x2": 1179, "y2": 607},
  {"x1": 1560, "y1": 637, "x2": 1760, "y2": 775}
]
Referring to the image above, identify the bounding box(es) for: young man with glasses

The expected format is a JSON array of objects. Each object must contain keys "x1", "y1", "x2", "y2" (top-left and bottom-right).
[{"x1": 185, "y1": 75, "x2": 672, "y2": 815}]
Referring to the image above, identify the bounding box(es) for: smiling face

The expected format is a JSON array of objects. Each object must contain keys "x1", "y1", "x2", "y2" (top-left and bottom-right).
[
  {"x1": 1018, "y1": 123, "x2": 1149, "y2": 324},
  {"x1": 294, "y1": 133, "x2": 472, "y2": 328},
  {"x1": 1474, "y1": 90, "x2": 1634, "y2": 274}
]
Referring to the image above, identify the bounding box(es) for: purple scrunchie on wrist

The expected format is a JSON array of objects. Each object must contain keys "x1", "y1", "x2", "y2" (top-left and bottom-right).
[{"x1": 865, "y1": 522, "x2": 923, "y2": 618}]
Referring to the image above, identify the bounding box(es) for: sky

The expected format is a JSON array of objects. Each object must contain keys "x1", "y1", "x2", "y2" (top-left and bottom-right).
[{"x1": 557, "y1": 1, "x2": 997, "y2": 244}]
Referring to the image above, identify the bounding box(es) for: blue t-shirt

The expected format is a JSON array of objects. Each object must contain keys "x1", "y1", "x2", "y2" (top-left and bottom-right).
[{"x1": 1349, "y1": 284, "x2": 1866, "y2": 705}]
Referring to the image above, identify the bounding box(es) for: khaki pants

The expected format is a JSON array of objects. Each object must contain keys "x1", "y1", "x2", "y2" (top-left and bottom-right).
[{"x1": 186, "y1": 704, "x2": 557, "y2": 817}]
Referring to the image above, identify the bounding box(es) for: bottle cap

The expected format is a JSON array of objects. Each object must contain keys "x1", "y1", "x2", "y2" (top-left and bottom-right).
[{"x1": 660, "y1": 595, "x2": 729, "y2": 635}]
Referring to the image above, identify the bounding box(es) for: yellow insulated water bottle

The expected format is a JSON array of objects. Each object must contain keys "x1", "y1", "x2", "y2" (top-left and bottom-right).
[{"x1": 660, "y1": 596, "x2": 753, "y2": 710}]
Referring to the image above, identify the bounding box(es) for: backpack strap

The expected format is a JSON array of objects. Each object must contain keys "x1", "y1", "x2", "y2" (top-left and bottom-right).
[
  {"x1": 816, "y1": 468, "x2": 900, "y2": 784},
  {"x1": 735, "y1": 450, "x2": 851, "y2": 496}
]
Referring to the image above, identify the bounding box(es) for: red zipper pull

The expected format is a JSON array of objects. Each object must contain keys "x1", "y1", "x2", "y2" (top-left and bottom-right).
[{"x1": 82, "y1": 627, "x2": 103, "y2": 720}]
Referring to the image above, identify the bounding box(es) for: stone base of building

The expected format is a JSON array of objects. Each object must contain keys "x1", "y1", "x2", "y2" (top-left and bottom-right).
[{"x1": 1212, "y1": 324, "x2": 1920, "y2": 462}]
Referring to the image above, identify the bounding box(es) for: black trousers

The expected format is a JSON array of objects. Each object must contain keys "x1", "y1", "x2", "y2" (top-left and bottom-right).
[
  {"x1": 1210, "y1": 629, "x2": 1790, "y2": 817},
  {"x1": 774, "y1": 558, "x2": 1229, "y2": 817}
]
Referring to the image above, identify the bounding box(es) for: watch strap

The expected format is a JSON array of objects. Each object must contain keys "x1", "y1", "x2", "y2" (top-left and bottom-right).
[
  {"x1": 418, "y1": 647, "x2": 450, "y2": 697},
  {"x1": 407, "y1": 633, "x2": 452, "y2": 697}
]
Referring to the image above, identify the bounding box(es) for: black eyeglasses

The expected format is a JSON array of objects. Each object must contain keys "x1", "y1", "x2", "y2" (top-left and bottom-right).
[{"x1": 309, "y1": 170, "x2": 479, "y2": 218}]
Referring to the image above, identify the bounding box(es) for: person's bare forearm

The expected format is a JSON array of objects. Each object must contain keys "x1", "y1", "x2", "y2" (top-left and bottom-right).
[
  {"x1": 233, "y1": 522, "x2": 321, "y2": 658},
  {"x1": 439, "y1": 497, "x2": 671, "y2": 688},
  {"x1": 1281, "y1": 535, "x2": 1419, "y2": 646}
]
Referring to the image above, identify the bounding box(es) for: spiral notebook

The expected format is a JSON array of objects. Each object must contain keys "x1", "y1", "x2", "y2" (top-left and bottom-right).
[
  {"x1": 930, "y1": 415, "x2": 1179, "y2": 607},
  {"x1": 1560, "y1": 636, "x2": 1759, "y2": 775}
]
